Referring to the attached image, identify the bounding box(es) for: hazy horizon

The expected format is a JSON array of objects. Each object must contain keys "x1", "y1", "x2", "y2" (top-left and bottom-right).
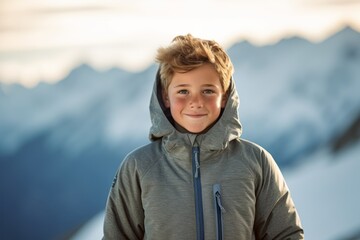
[{"x1": 1, "y1": 0, "x2": 360, "y2": 87}]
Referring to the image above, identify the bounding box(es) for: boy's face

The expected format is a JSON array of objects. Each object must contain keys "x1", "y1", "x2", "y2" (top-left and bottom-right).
[{"x1": 163, "y1": 64, "x2": 227, "y2": 133}]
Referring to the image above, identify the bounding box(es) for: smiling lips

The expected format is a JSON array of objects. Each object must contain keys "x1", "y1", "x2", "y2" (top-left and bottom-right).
[{"x1": 184, "y1": 113, "x2": 207, "y2": 118}]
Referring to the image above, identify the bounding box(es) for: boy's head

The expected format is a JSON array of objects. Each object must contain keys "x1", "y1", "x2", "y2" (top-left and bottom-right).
[
  {"x1": 155, "y1": 34, "x2": 234, "y2": 133},
  {"x1": 156, "y1": 34, "x2": 234, "y2": 95}
]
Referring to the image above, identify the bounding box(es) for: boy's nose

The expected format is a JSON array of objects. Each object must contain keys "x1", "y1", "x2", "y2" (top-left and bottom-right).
[{"x1": 189, "y1": 94, "x2": 203, "y2": 108}]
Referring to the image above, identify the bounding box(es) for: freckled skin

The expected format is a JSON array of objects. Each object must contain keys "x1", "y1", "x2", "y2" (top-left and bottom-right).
[{"x1": 163, "y1": 64, "x2": 227, "y2": 133}]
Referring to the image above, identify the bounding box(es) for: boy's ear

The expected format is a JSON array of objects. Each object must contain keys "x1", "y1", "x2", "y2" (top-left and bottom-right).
[
  {"x1": 221, "y1": 93, "x2": 228, "y2": 108},
  {"x1": 162, "y1": 91, "x2": 170, "y2": 108}
]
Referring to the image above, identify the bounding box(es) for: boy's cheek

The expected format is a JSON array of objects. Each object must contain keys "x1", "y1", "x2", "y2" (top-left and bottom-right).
[{"x1": 171, "y1": 97, "x2": 186, "y2": 107}]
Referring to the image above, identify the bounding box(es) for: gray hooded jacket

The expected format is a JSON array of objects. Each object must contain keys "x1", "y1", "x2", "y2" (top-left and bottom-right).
[{"x1": 103, "y1": 72, "x2": 304, "y2": 240}]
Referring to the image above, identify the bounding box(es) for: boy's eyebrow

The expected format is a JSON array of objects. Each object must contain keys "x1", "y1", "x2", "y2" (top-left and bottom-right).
[
  {"x1": 173, "y1": 84, "x2": 190, "y2": 88},
  {"x1": 172, "y1": 84, "x2": 218, "y2": 88},
  {"x1": 202, "y1": 84, "x2": 218, "y2": 88}
]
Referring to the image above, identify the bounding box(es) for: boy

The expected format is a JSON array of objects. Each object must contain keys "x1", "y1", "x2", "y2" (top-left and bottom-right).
[{"x1": 103, "y1": 34, "x2": 304, "y2": 239}]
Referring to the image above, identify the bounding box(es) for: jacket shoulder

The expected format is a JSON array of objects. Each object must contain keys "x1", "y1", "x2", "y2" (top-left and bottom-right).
[
  {"x1": 230, "y1": 138, "x2": 271, "y2": 160},
  {"x1": 236, "y1": 138, "x2": 267, "y2": 153},
  {"x1": 236, "y1": 138, "x2": 275, "y2": 161},
  {"x1": 120, "y1": 140, "x2": 162, "y2": 178},
  {"x1": 229, "y1": 138, "x2": 279, "y2": 177}
]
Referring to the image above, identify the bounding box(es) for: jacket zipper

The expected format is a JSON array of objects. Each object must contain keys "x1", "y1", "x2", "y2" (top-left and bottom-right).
[
  {"x1": 192, "y1": 146, "x2": 204, "y2": 240},
  {"x1": 213, "y1": 184, "x2": 225, "y2": 240}
]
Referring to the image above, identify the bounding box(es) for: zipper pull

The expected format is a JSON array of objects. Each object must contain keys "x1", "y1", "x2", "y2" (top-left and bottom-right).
[
  {"x1": 193, "y1": 147, "x2": 200, "y2": 178},
  {"x1": 215, "y1": 191, "x2": 226, "y2": 213}
]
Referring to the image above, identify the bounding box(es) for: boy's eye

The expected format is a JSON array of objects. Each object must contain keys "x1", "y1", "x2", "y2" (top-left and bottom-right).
[
  {"x1": 203, "y1": 89, "x2": 215, "y2": 94},
  {"x1": 178, "y1": 89, "x2": 188, "y2": 94}
]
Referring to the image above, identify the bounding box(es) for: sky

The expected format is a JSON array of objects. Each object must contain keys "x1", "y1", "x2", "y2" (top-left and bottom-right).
[{"x1": 1, "y1": 0, "x2": 360, "y2": 87}]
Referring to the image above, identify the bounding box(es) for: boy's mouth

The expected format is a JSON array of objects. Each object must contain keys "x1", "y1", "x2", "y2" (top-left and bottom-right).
[{"x1": 184, "y1": 113, "x2": 207, "y2": 118}]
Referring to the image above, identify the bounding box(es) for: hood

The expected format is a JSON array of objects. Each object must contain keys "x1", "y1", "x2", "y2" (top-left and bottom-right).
[{"x1": 149, "y1": 68, "x2": 242, "y2": 151}]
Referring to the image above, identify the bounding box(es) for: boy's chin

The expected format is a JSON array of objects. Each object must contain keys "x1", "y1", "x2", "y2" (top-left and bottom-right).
[{"x1": 174, "y1": 122, "x2": 210, "y2": 134}]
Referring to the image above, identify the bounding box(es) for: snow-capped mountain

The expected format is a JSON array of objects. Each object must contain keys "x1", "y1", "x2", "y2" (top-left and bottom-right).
[
  {"x1": 229, "y1": 26, "x2": 360, "y2": 166},
  {"x1": 0, "y1": 26, "x2": 359, "y2": 239},
  {"x1": 0, "y1": 64, "x2": 153, "y2": 156},
  {"x1": 0, "y1": 65, "x2": 156, "y2": 239}
]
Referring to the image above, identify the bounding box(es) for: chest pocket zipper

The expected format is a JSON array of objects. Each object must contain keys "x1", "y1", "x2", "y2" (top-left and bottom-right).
[{"x1": 213, "y1": 184, "x2": 226, "y2": 240}]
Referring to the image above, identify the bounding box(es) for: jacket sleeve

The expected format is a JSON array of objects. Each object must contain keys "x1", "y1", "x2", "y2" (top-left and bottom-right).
[
  {"x1": 254, "y1": 149, "x2": 304, "y2": 239},
  {"x1": 102, "y1": 155, "x2": 144, "y2": 240}
]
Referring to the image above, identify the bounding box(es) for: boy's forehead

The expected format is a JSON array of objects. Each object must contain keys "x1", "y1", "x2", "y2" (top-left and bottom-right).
[
  {"x1": 170, "y1": 72, "x2": 222, "y2": 89},
  {"x1": 173, "y1": 65, "x2": 218, "y2": 77}
]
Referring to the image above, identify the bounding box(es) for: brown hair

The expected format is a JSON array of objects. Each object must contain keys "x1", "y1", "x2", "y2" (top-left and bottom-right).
[{"x1": 156, "y1": 34, "x2": 234, "y2": 93}]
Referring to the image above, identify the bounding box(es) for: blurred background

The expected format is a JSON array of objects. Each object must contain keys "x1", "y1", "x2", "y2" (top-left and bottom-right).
[{"x1": 1, "y1": 0, "x2": 360, "y2": 239}]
